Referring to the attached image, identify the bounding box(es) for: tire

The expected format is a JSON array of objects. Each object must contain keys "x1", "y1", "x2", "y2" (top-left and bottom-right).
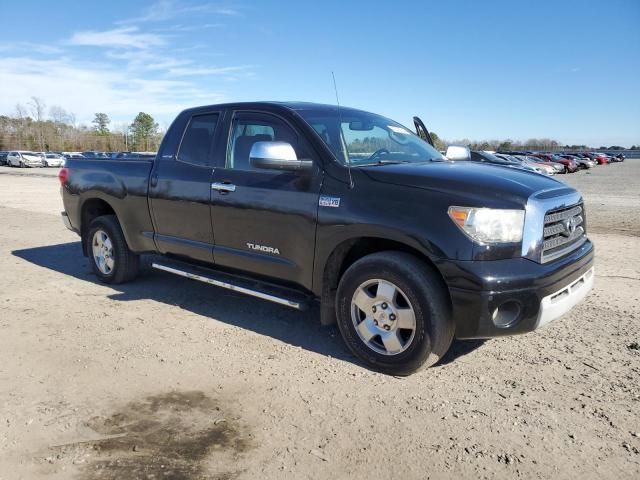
[
  {"x1": 19, "y1": 161, "x2": 25, "y2": 168},
  {"x1": 87, "y1": 215, "x2": 140, "y2": 284},
  {"x1": 335, "y1": 251, "x2": 454, "y2": 376},
  {"x1": 42, "y1": 161, "x2": 48, "y2": 167}
]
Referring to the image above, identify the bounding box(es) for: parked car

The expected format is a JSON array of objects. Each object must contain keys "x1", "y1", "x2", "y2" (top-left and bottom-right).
[
  {"x1": 62, "y1": 152, "x2": 85, "y2": 160},
  {"x1": 111, "y1": 152, "x2": 157, "y2": 160},
  {"x1": 42, "y1": 153, "x2": 65, "y2": 167},
  {"x1": 532, "y1": 153, "x2": 578, "y2": 173},
  {"x1": 589, "y1": 152, "x2": 610, "y2": 165},
  {"x1": 6, "y1": 151, "x2": 44, "y2": 168},
  {"x1": 512, "y1": 155, "x2": 556, "y2": 175},
  {"x1": 82, "y1": 151, "x2": 109, "y2": 159},
  {"x1": 494, "y1": 153, "x2": 548, "y2": 174},
  {"x1": 59, "y1": 101, "x2": 594, "y2": 375},
  {"x1": 464, "y1": 150, "x2": 540, "y2": 173},
  {"x1": 515, "y1": 155, "x2": 564, "y2": 174},
  {"x1": 569, "y1": 153, "x2": 593, "y2": 164},
  {"x1": 0, "y1": 151, "x2": 8, "y2": 166},
  {"x1": 559, "y1": 154, "x2": 595, "y2": 169}
]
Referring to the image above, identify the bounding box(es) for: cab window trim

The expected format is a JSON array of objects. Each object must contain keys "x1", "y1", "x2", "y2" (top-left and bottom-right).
[
  {"x1": 223, "y1": 109, "x2": 310, "y2": 172},
  {"x1": 175, "y1": 110, "x2": 221, "y2": 168}
]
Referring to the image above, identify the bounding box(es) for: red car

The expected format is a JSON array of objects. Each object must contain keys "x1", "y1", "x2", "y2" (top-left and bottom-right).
[
  {"x1": 533, "y1": 153, "x2": 579, "y2": 173},
  {"x1": 589, "y1": 152, "x2": 610, "y2": 165}
]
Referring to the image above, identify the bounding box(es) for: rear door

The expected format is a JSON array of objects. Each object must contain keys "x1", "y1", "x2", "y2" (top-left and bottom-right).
[
  {"x1": 148, "y1": 111, "x2": 222, "y2": 263},
  {"x1": 209, "y1": 109, "x2": 323, "y2": 289}
]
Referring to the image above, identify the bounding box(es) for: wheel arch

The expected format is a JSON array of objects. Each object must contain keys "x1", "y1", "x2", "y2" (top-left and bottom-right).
[
  {"x1": 318, "y1": 236, "x2": 451, "y2": 326},
  {"x1": 79, "y1": 197, "x2": 117, "y2": 256}
]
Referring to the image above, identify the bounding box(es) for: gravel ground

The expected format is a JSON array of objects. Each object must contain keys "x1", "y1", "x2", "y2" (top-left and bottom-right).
[{"x1": 0, "y1": 162, "x2": 638, "y2": 480}]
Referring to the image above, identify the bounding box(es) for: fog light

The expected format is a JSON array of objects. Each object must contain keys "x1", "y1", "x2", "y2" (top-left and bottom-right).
[{"x1": 492, "y1": 301, "x2": 522, "y2": 328}]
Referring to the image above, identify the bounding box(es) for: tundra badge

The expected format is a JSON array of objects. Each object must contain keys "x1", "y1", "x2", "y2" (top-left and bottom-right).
[{"x1": 247, "y1": 243, "x2": 280, "y2": 255}]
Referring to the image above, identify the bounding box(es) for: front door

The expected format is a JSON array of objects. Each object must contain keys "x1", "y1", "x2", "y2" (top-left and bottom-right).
[
  {"x1": 413, "y1": 116, "x2": 435, "y2": 147},
  {"x1": 209, "y1": 110, "x2": 322, "y2": 289},
  {"x1": 148, "y1": 111, "x2": 221, "y2": 263}
]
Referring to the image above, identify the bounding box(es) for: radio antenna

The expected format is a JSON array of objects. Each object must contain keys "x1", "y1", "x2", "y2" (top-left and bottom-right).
[{"x1": 332, "y1": 71, "x2": 353, "y2": 188}]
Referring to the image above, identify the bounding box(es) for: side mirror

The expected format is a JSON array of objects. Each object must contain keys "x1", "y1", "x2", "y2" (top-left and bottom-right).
[
  {"x1": 249, "y1": 141, "x2": 312, "y2": 172},
  {"x1": 445, "y1": 145, "x2": 471, "y2": 161}
]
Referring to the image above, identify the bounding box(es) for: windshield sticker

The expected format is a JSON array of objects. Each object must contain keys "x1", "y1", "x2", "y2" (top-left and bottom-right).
[{"x1": 388, "y1": 125, "x2": 410, "y2": 134}]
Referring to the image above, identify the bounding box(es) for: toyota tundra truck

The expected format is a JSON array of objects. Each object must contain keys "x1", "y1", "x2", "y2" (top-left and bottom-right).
[{"x1": 59, "y1": 102, "x2": 594, "y2": 375}]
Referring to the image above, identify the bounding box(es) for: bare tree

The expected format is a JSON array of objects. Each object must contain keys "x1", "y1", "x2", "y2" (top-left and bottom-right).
[
  {"x1": 14, "y1": 104, "x2": 29, "y2": 149},
  {"x1": 49, "y1": 105, "x2": 73, "y2": 125},
  {"x1": 28, "y1": 97, "x2": 46, "y2": 151}
]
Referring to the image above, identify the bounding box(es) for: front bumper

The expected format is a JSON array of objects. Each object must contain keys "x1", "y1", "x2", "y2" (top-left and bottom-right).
[
  {"x1": 439, "y1": 239, "x2": 594, "y2": 339},
  {"x1": 537, "y1": 267, "x2": 593, "y2": 328}
]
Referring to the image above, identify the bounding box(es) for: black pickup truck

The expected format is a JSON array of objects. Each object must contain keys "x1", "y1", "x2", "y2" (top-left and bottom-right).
[{"x1": 60, "y1": 102, "x2": 594, "y2": 375}]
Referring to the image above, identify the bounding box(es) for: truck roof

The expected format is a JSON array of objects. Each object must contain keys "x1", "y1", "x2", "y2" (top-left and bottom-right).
[{"x1": 180, "y1": 101, "x2": 371, "y2": 117}]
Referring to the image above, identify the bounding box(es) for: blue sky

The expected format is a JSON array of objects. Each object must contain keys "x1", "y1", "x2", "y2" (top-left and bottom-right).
[{"x1": 1, "y1": 0, "x2": 638, "y2": 146}]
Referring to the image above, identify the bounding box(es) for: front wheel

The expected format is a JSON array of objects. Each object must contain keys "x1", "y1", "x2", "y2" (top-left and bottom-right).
[
  {"x1": 87, "y1": 215, "x2": 140, "y2": 284},
  {"x1": 335, "y1": 251, "x2": 454, "y2": 376}
]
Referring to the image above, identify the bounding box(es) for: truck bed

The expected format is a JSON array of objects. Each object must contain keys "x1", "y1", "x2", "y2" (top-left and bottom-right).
[{"x1": 61, "y1": 158, "x2": 157, "y2": 254}]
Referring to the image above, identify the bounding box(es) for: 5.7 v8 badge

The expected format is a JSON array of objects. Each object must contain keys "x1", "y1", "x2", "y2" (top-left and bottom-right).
[{"x1": 319, "y1": 196, "x2": 340, "y2": 208}]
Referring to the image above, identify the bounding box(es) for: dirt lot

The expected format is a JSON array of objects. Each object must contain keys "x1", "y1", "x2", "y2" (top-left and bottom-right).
[{"x1": 0, "y1": 162, "x2": 638, "y2": 479}]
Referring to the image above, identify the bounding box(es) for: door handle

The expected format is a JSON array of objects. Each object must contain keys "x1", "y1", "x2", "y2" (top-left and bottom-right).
[
  {"x1": 150, "y1": 173, "x2": 158, "y2": 188},
  {"x1": 211, "y1": 182, "x2": 236, "y2": 193}
]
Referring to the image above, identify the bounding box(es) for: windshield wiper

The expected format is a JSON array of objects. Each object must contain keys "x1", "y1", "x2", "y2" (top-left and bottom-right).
[{"x1": 358, "y1": 159, "x2": 412, "y2": 167}]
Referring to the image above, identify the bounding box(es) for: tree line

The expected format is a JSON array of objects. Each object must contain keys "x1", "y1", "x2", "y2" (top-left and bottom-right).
[
  {"x1": 0, "y1": 97, "x2": 164, "y2": 152},
  {"x1": 427, "y1": 132, "x2": 596, "y2": 152},
  {"x1": 1, "y1": 98, "x2": 635, "y2": 154}
]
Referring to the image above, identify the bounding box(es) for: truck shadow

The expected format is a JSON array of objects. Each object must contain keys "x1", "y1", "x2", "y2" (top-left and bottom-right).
[{"x1": 13, "y1": 242, "x2": 485, "y2": 371}]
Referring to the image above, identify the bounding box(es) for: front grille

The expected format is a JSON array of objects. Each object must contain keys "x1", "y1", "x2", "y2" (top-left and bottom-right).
[{"x1": 541, "y1": 203, "x2": 587, "y2": 263}]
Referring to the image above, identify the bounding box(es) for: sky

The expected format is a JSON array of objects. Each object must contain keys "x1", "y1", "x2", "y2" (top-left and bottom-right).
[{"x1": 0, "y1": 0, "x2": 639, "y2": 146}]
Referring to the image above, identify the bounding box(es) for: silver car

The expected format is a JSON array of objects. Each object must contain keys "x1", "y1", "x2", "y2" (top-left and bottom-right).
[{"x1": 6, "y1": 151, "x2": 44, "y2": 168}]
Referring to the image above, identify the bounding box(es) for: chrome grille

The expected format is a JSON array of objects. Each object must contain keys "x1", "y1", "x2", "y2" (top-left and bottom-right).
[{"x1": 541, "y1": 203, "x2": 587, "y2": 263}]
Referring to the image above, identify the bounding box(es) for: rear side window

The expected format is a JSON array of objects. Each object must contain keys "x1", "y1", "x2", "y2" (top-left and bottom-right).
[{"x1": 177, "y1": 113, "x2": 219, "y2": 166}]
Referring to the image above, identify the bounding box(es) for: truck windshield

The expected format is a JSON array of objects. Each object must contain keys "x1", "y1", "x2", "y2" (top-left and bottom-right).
[{"x1": 296, "y1": 109, "x2": 444, "y2": 166}]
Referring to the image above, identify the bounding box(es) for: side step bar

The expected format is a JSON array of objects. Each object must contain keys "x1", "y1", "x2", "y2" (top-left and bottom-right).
[{"x1": 151, "y1": 262, "x2": 307, "y2": 310}]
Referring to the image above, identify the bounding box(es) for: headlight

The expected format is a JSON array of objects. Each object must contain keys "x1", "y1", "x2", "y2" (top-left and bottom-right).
[{"x1": 448, "y1": 207, "x2": 524, "y2": 244}]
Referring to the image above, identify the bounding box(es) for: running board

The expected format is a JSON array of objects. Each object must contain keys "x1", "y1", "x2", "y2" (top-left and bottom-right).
[{"x1": 151, "y1": 261, "x2": 307, "y2": 310}]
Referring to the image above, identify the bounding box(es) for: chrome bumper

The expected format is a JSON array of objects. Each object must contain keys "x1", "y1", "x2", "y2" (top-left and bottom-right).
[{"x1": 536, "y1": 267, "x2": 594, "y2": 328}]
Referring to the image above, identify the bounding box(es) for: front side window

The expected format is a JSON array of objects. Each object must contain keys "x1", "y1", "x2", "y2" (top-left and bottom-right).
[
  {"x1": 297, "y1": 108, "x2": 444, "y2": 166},
  {"x1": 177, "y1": 113, "x2": 219, "y2": 166},
  {"x1": 226, "y1": 112, "x2": 301, "y2": 171}
]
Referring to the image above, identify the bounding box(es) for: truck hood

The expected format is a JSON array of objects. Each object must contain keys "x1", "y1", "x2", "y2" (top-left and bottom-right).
[{"x1": 360, "y1": 161, "x2": 569, "y2": 207}]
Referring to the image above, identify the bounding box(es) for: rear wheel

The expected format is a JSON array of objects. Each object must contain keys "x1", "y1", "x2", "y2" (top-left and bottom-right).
[
  {"x1": 87, "y1": 215, "x2": 139, "y2": 284},
  {"x1": 335, "y1": 251, "x2": 454, "y2": 376}
]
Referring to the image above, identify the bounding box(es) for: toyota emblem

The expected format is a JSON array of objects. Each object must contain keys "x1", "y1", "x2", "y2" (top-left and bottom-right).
[{"x1": 563, "y1": 217, "x2": 577, "y2": 236}]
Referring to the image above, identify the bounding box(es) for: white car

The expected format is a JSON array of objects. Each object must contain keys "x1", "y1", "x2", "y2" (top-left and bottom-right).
[
  {"x1": 42, "y1": 153, "x2": 65, "y2": 167},
  {"x1": 6, "y1": 151, "x2": 44, "y2": 168}
]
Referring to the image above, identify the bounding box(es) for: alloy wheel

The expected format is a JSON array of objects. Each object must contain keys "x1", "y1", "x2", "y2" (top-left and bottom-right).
[
  {"x1": 92, "y1": 230, "x2": 115, "y2": 275},
  {"x1": 351, "y1": 279, "x2": 417, "y2": 355}
]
